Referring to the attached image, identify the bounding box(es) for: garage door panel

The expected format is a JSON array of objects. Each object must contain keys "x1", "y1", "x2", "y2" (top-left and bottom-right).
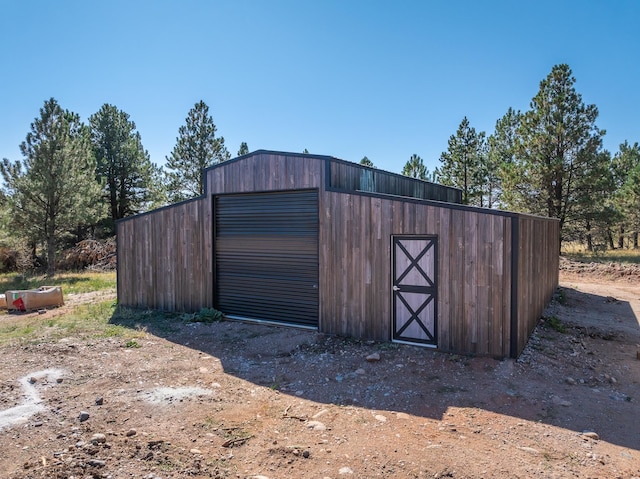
[
  {"x1": 218, "y1": 278, "x2": 318, "y2": 297},
  {"x1": 217, "y1": 258, "x2": 318, "y2": 277},
  {"x1": 215, "y1": 190, "x2": 319, "y2": 327}
]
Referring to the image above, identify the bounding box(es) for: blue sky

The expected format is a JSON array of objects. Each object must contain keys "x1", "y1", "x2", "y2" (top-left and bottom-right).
[{"x1": 1, "y1": 0, "x2": 638, "y2": 175}]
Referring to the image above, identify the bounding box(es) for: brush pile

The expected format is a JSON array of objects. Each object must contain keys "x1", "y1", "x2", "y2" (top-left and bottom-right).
[
  {"x1": 59, "y1": 238, "x2": 116, "y2": 271},
  {"x1": 560, "y1": 256, "x2": 640, "y2": 282}
]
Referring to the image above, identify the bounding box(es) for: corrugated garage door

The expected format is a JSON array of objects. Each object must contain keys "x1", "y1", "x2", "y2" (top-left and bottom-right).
[{"x1": 215, "y1": 190, "x2": 319, "y2": 327}]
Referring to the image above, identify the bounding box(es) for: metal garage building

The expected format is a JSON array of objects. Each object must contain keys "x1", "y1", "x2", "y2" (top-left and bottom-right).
[{"x1": 117, "y1": 150, "x2": 559, "y2": 358}]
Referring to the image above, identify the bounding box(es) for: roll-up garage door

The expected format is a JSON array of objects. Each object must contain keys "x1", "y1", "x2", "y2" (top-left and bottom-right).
[{"x1": 215, "y1": 190, "x2": 319, "y2": 327}]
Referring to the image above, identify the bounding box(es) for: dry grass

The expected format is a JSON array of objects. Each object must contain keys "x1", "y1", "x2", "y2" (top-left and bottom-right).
[
  {"x1": 0, "y1": 271, "x2": 116, "y2": 295},
  {"x1": 562, "y1": 242, "x2": 640, "y2": 264}
]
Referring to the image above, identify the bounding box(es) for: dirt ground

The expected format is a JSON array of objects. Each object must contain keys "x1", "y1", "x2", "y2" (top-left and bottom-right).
[{"x1": 0, "y1": 261, "x2": 639, "y2": 479}]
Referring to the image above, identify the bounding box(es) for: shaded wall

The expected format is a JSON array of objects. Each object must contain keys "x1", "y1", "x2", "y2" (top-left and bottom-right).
[
  {"x1": 117, "y1": 151, "x2": 559, "y2": 358},
  {"x1": 328, "y1": 159, "x2": 462, "y2": 203},
  {"x1": 117, "y1": 198, "x2": 213, "y2": 311},
  {"x1": 319, "y1": 191, "x2": 514, "y2": 358},
  {"x1": 319, "y1": 190, "x2": 559, "y2": 358},
  {"x1": 514, "y1": 215, "x2": 560, "y2": 356}
]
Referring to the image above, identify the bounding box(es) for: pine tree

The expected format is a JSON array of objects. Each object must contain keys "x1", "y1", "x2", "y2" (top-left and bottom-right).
[
  {"x1": 0, "y1": 98, "x2": 101, "y2": 276},
  {"x1": 89, "y1": 104, "x2": 157, "y2": 224},
  {"x1": 238, "y1": 142, "x2": 249, "y2": 156},
  {"x1": 0, "y1": 188, "x2": 12, "y2": 246},
  {"x1": 360, "y1": 156, "x2": 374, "y2": 167},
  {"x1": 438, "y1": 117, "x2": 487, "y2": 206},
  {"x1": 487, "y1": 108, "x2": 523, "y2": 209},
  {"x1": 146, "y1": 162, "x2": 169, "y2": 210},
  {"x1": 165, "y1": 101, "x2": 230, "y2": 202},
  {"x1": 570, "y1": 150, "x2": 617, "y2": 250},
  {"x1": 516, "y1": 64, "x2": 604, "y2": 249},
  {"x1": 612, "y1": 141, "x2": 640, "y2": 248},
  {"x1": 623, "y1": 163, "x2": 640, "y2": 248},
  {"x1": 402, "y1": 154, "x2": 428, "y2": 179}
]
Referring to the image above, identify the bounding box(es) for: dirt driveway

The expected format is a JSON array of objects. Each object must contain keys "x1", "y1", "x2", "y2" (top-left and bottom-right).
[{"x1": 0, "y1": 265, "x2": 639, "y2": 478}]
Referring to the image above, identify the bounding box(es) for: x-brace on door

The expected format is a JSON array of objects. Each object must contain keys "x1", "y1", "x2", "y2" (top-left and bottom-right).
[{"x1": 392, "y1": 236, "x2": 438, "y2": 346}]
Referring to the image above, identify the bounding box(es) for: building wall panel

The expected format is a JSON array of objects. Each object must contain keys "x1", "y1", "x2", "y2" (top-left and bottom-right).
[
  {"x1": 515, "y1": 215, "x2": 560, "y2": 355},
  {"x1": 328, "y1": 159, "x2": 462, "y2": 203},
  {"x1": 205, "y1": 153, "x2": 324, "y2": 195},
  {"x1": 117, "y1": 198, "x2": 212, "y2": 312},
  {"x1": 319, "y1": 191, "x2": 521, "y2": 357},
  {"x1": 117, "y1": 151, "x2": 559, "y2": 358}
]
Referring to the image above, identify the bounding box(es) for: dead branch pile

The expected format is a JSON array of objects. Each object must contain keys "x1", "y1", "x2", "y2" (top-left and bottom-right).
[
  {"x1": 560, "y1": 256, "x2": 640, "y2": 282},
  {"x1": 59, "y1": 238, "x2": 116, "y2": 271},
  {"x1": 0, "y1": 246, "x2": 19, "y2": 273},
  {"x1": 0, "y1": 244, "x2": 36, "y2": 273}
]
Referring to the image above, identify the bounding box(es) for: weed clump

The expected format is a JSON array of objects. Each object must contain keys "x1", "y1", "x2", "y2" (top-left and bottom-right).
[
  {"x1": 554, "y1": 288, "x2": 567, "y2": 305},
  {"x1": 544, "y1": 316, "x2": 567, "y2": 333},
  {"x1": 182, "y1": 307, "x2": 224, "y2": 323}
]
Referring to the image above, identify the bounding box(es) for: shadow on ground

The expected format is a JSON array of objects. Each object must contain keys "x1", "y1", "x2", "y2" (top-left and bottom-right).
[{"x1": 110, "y1": 285, "x2": 640, "y2": 451}]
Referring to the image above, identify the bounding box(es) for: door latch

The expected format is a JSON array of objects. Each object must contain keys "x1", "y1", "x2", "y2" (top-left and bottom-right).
[{"x1": 392, "y1": 285, "x2": 400, "y2": 291}]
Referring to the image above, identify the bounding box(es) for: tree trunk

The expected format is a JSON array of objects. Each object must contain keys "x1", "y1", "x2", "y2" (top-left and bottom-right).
[
  {"x1": 557, "y1": 227, "x2": 563, "y2": 255},
  {"x1": 634, "y1": 231, "x2": 639, "y2": 249},
  {"x1": 109, "y1": 178, "x2": 118, "y2": 221},
  {"x1": 606, "y1": 229, "x2": 614, "y2": 249},
  {"x1": 618, "y1": 226, "x2": 624, "y2": 249},
  {"x1": 463, "y1": 162, "x2": 468, "y2": 205},
  {"x1": 585, "y1": 220, "x2": 593, "y2": 252},
  {"x1": 46, "y1": 236, "x2": 56, "y2": 277},
  {"x1": 30, "y1": 242, "x2": 37, "y2": 262}
]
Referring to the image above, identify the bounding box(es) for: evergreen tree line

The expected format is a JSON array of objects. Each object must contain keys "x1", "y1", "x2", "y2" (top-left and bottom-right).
[
  {"x1": 370, "y1": 64, "x2": 639, "y2": 252},
  {"x1": 1, "y1": 64, "x2": 638, "y2": 276},
  {"x1": 0, "y1": 100, "x2": 240, "y2": 275}
]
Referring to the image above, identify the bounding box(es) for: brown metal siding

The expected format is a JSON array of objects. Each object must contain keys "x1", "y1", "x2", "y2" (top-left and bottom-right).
[
  {"x1": 319, "y1": 191, "x2": 516, "y2": 358},
  {"x1": 206, "y1": 152, "x2": 323, "y2": 194},
  {"x1": 515, "y1": 215, "x2": 560, "y2": 356},
  {"x1": 116, "y1": 151, "x2": 559, "y2": 358},
  {"x1": 117, "y1": 198, "x2": 212, "y2": 312},
  {"x1": 118, "y1": 152, "x2": 325, "y2": 315},
  {"x1": 328, "y1": 159, "x2": 462, "y2": 203}
]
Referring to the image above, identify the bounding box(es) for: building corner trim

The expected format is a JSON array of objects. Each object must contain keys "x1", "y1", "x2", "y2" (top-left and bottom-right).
[{"x1": 510, "y1": 217, "x2": 519, "y2": 358}]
